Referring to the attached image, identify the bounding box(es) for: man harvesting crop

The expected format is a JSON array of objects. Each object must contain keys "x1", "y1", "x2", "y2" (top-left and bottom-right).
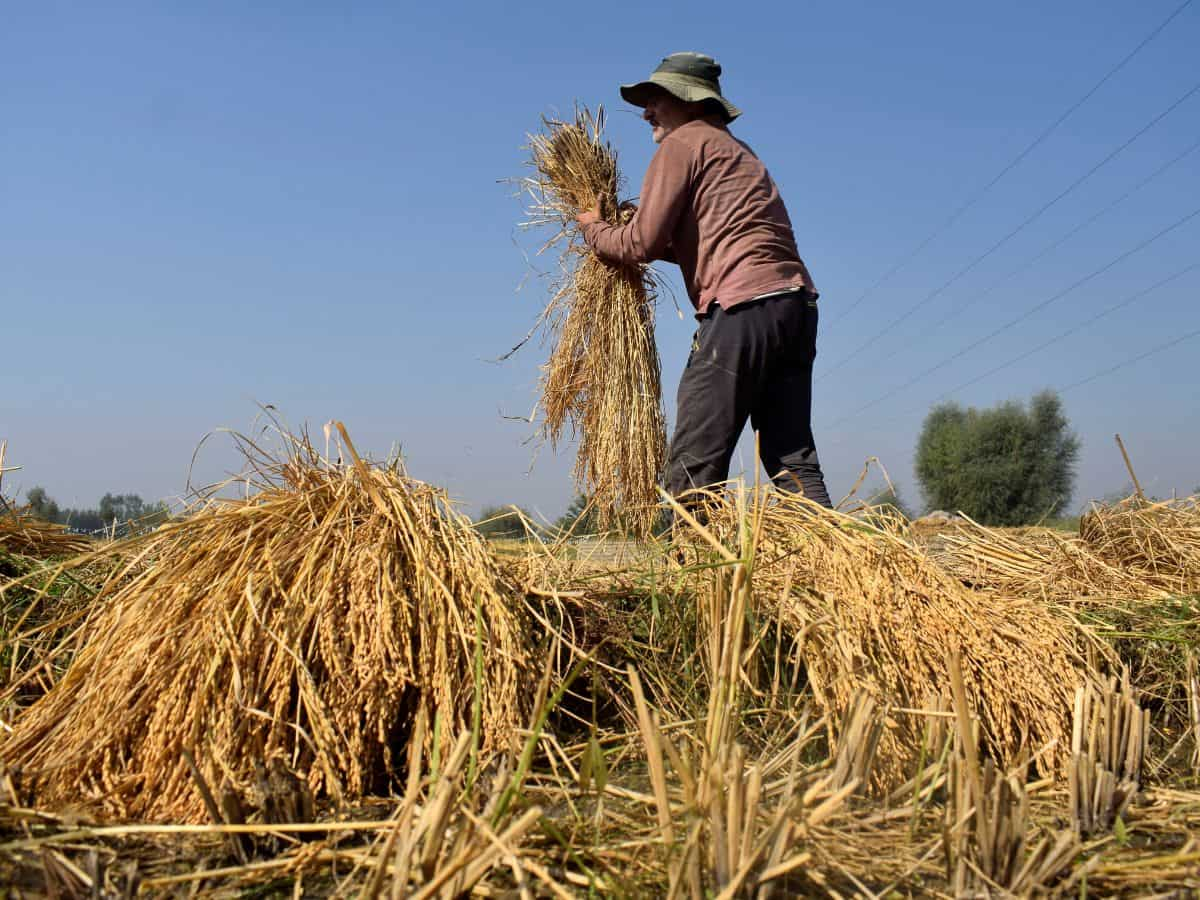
[{"x1": 577, "y1": 52, "x2": 832, "y2": 508}]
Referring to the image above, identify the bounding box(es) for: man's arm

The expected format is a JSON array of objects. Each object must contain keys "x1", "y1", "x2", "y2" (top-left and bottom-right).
[{"x1": 576, "y1": 140, "x2": 691, "y2": 265}]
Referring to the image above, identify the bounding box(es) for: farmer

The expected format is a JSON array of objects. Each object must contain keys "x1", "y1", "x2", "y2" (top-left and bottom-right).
[{"x1": 576, "y1": 52, "x2": 833, "y2": 508}]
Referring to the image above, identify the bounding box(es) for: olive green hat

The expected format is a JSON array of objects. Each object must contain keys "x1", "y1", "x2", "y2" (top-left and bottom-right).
[{"x1": 620, "y1": 52, "x2": 741, "y2": 122}]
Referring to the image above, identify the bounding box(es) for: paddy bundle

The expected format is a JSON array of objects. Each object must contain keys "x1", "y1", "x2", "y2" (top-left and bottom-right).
[
  {"x1": 1, "y1": 550, "x2": 129, "y2": 727},
  {"x1": 0, "y1": 507, "x2": 93, "y2": 560},
  {"x1": 691, "y1": 490, "x2": 1084, "y2": 783},
  {"x1": 520, "y1": 107, "x2": 666, "y2": 536},
  {"x1": 1080, "y1": 495, "x2": 1200, "y2": 595},
  {"x1": 936, "y1": 521, "x2": 1161, "y2": 603},
  {"x1": 0, "y1": 427, "x2": 530, "y2": 821},
  {"x1": 938, "y1": 496, "x2": 1200, "y2": 603}
]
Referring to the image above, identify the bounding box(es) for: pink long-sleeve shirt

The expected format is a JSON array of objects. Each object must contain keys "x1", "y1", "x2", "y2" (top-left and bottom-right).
[{"x1": 580, "y1": 119, "x2": 816, "y2": 316}]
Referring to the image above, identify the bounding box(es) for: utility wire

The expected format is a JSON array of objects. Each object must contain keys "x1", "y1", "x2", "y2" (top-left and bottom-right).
[
  {"x1": 827, "y1": 0, "x2": 1195, "y2": 328},
  {"x1": 820, "y1": 76, "x2": 1200, "y2": 381},
  {"x1": 819, "y1": 315, "x2": 1200, "y2": 450},
  {"x1": 929, "y1": 261, "x2": 1200, "y2": 403},
  {"x1": 866, "y1": 134, "x2": 1200, "y2": 371},
  {"x1": 1059, "y1": 324, "x2": 1200, "y2": 393},
  {"x1": 825, "y1": 204, "x2": 1200, "y2": 427}
]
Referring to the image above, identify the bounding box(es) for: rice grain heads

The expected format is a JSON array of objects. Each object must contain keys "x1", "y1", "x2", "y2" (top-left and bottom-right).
[
  {"x1": 520, "y1": 107, "x2": 666, "y2": 536},
  {"x1": 0, "y1": 428, "x2": 530, "y2": 821}
]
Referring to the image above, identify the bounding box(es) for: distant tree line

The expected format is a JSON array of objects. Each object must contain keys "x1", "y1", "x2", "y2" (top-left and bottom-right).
[{"x1": 22, "y1": 487, "x2": 169, "y2": 533}]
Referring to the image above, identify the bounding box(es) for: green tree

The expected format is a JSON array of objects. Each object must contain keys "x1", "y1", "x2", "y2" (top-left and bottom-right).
[
  {"x1": 23, "y1": 486, "x2": 61, "y2": 522},
  {"x1": 96, "y1": 493, "x2": 168, "y2": 531},
  {"x1": 98, "y1": 493, "x2": 153, "y2": 523},
  {"x1": 915, "y1": 390, "x2": 1080, "y2": 526},
  {"x1": 61, "y1": 506, "x2": 105, "y2": 532}
]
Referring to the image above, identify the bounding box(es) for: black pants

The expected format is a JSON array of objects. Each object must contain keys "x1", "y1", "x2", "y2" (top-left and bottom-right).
[{"x1": 665, "y1": 291, "x2": 832, "y2": 507}]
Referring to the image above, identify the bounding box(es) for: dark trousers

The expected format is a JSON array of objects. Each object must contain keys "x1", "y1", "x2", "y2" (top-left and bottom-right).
[{"x1": 665, "y1": 291, "x2": 833, "y2": 507}]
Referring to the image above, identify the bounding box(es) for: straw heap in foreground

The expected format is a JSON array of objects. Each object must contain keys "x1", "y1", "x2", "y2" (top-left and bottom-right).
[
  {"x1": 0, "y1": 429, "x2": 530, "y2": 821},
  {"x1": 521, "y1": 107, "x2": 666, "y2": 536}
]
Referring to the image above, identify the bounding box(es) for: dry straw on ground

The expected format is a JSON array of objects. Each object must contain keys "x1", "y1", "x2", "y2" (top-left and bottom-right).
[
  {"x1": 518, "y1": 106, "x2": 666, "y2": 536},
  {"x1": 0, "y1": 425, "x2": 530, "y2": 822},
  {"x1": 1, "y1": 552, "x2": 128, "y2": 729},
  {"x1": 0, "y1": 443, "x2": 93, "y2": 559}
]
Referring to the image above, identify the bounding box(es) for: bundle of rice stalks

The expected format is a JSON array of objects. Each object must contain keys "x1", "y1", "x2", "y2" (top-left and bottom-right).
[
  {"x1": 518, "y1": 107, "x2": 667, "y2": 536},
  {"x1": 943, "y1": 726, "x2": 1079, "y2": 895},
  {"x1": 0, "y1": 509, "x2": 93, "y2": 560},
  {"x1": 936, "y1": 520, "x2": 1162, "y2": 603},
  {"x1": 0, "y1": 426, "x2": 530, "y2": 821},
  {"x1": 1, "y1": 553, "x2": 128, "y2": 728},
  {"x1": 1080, "y1": 495, "x2": 1200, "y2": 595},
  {"x1": 937, "y1": 496, "x2": 1200, "y2": 604},
  {"x1": 687, "y1": 489, "x2": 1085, "y2": 784},
  {"x1": 0, "y1": 443, "x2": 91, "y2": 560}
]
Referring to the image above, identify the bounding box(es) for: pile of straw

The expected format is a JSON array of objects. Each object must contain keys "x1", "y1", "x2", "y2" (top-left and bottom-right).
[
  {"x1": 0, "y1": 427, "x2": 530, "y2": 821},
  {"x1": 0, "y1": 443, "x2": 91, "y2": 560},
  {"x1": 692, "y1": 491, "x2": 1084, "y2": 782},
  {"x1": 1, "y1": 554, "x2": 126, "y2": 728},
  {"x1": 519, "y1": 107, "x2": 666, "y2": 536},
  {"x1": 936, "y1": 522, "x2": 1158, "y2": 602},
  {"x1": 1080, "y1": 496, "x2": 1200, "y2": 594},
  {"x1": 0, "y1": 508, "x2": 92, "y2": 560},
  {"x1": 938, "y1": 496, "x2": 1200, "y2": 602}
]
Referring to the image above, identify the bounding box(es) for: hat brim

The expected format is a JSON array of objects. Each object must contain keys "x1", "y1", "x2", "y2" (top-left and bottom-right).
[{"x1": 620, "y1": 75, "x2": 741, "y2": 122}]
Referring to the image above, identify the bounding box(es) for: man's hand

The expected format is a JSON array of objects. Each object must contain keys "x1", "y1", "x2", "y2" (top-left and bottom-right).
[{"x1": 575, "y1": 204, "x2": 602, "y2": 227}]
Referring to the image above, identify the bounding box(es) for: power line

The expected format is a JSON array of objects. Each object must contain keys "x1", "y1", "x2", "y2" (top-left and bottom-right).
[
  {"x1": 825, "y1": 204, "x2": 1200, "y2": 427},
  {"x1": 826, "y1": 0, "x2": 1195, "y2": 327},
  {"x1": 819, "y1": 315, "x2": 1200, "y2": 450},
  {"x1": 865, "y1": 134, "x2": 1200, "y2": 372},
  {"x1": 1061, "y1": 323, "x2": 1200, "y2": 393},
  {"x1": 819, "y1": 76, "x2": 1200, "y2": 381},
  {"x1": 929, "y1": 261, "x2": 1200, "y2": 402}
]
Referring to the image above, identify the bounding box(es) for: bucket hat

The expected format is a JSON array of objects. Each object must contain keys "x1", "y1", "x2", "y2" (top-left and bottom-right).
[{"x1": 620, "y1": 52, "x2": 741, "y2": 122}]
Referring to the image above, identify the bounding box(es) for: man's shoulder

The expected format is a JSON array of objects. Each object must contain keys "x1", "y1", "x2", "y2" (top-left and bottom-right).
[
  {"x1": 667, "y1": 120, "x2": 731, "y2": 147},
  {"x1": 667, "y1": 121, "x2": 757, "y2": 160}
]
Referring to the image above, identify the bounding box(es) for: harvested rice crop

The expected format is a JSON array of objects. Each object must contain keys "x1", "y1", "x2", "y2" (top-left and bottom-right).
[
  {"x1": 0, "y1": 508, "x2": 92, "y2": 559},
  {"x1": 1080, "y1": 496, "x2": 1200, "y2": 595},
  {"x1": 938, "y1": 496, "x2": 1200, "y2": 602},
  {"x1": 1, "y1": 553, "x2": 128, "y2": 728},
  {"x1": 518, "y1": 107, "x2": 666, "y2": 536},
  {"x1": 937, "y1": 522, "x2": 1160, "y2": 602},
  {"x1": 694, "y1": 490, "x2": 1085, "y2": 783},
  {"x1": 0, "y1": 426, "x2": 530, "y2": 821},
  {"x1": 0, "y1": 443, "x2": 92, "y2": 559}
]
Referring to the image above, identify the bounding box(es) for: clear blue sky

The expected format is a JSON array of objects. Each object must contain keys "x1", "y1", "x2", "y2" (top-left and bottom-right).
[{"x1": 4, "y1": 1, "x2": 1198, "y2": 522}]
